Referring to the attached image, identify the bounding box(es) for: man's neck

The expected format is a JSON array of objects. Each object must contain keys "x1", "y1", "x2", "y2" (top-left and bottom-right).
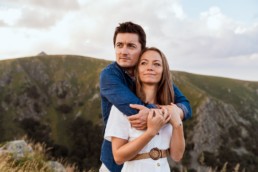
[{"x1": 124, "y1": 68, "x2": 134, "y2": 77}]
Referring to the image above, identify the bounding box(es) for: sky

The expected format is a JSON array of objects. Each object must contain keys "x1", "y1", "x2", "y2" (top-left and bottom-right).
[{"x1": 0, "y1": 0, "x2": 258, "y2": 81}]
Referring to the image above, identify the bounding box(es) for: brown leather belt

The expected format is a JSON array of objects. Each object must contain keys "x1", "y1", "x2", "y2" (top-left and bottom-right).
[{"x1": 130, "y1": 147, "x2": 170, "y2": 161}]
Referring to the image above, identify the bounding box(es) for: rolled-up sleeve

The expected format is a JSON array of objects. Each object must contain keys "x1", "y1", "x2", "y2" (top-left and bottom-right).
[{"x1": 173, "y1": 84, "x2": 192, "y2": 120}]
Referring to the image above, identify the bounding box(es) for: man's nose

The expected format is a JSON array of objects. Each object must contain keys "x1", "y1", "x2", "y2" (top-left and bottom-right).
[{"x1": 121, "y1": 46, "x2": 129, "y2": 54}]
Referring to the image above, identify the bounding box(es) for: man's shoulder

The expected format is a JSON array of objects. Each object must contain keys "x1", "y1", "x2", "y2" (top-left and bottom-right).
[
  {"x1": 101, "y1": 62, "x2": 115, "y2": 72},
  {"x1": 100, "y1": 62, "x2": 123, "y2": 76}
]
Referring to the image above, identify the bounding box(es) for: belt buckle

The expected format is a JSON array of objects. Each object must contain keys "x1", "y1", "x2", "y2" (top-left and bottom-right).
[{"x1": 149, "y1": 147, "x2": 161, "y2": 160}]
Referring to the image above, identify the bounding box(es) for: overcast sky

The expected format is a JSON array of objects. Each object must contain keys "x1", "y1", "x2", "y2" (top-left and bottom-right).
[{"x1": 0, "y1": 0, "x2": 258, "y2": 81}]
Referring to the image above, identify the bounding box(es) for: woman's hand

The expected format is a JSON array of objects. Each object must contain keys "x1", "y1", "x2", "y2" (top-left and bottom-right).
[{"x1": 146, "y1": 109, "x2": 167, "y2": 136}]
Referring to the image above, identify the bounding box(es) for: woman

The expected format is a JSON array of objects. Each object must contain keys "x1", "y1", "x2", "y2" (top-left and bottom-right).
[{"x1": 104, "y1": 47, "x2": 185, "y2": 172}]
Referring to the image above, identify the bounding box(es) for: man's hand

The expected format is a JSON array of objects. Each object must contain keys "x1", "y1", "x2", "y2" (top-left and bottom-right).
[
  {"x1": 128, "y1": 104, "x2": 150, "y2": 130},
  {"x1": 160, "y1": 103, "x2": 184, "y2": 120},
  {"x1": 160, "y1": 103, "x2": 183, "y2": 128}
]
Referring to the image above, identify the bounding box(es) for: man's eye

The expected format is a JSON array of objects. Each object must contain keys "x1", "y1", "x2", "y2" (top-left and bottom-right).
[
  {"x1": 128, "y1": 44, "x2": 136, "y2": 48},
  {"x1": 116, "y1": 44, "x2": 122, "y2": 48}
]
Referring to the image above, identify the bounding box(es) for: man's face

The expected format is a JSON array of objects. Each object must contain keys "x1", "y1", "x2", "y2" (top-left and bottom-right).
[{"x1": 115, "y1": 33, "x2": 142, "y2": 69}]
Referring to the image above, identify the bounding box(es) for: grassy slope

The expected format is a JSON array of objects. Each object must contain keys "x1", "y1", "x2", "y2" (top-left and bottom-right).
[
  {"x1": 0, "y1": 55, "x2": 258, "y2": 170},
  {"x1": 1, "y1": 55, "x2": 258, "y2": 140}
]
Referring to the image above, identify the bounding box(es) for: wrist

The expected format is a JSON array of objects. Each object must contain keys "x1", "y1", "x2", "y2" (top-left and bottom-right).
[
  {"x1": 146, "y1": 128, "x2": 157, "y2": 137},
  {"x1": 173, "y1": 121, "x2": 183, "y2": 129}
]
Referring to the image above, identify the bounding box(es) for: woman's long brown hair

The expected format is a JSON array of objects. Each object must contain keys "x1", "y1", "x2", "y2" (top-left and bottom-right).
[{"x1": 135, "y1": 47, "x2": 174, "y2": 105}]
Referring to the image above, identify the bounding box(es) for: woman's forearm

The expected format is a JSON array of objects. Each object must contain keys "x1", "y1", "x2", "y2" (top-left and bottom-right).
[
  {"x1": 112, "y1": 130, "x2": 155, "y2": 165},
  {"x1": 170, "y1": 124, "x2": 185, "y2": 162}
]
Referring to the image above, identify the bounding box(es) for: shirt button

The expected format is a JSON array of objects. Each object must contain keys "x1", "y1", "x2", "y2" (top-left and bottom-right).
[{"x1": 157, "y1": 163, "x2": 160, "y2": 167}]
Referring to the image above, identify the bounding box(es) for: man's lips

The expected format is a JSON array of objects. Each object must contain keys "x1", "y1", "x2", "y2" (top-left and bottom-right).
[{"x1": 119, "y1": 57, "x2": 130, "y2": 60}]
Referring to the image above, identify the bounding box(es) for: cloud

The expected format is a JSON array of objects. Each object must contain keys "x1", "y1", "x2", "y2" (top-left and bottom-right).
[
  {"x1": 0, "y1": 20, "x2": 7, "y2": 26},
  {"x1": 0, "y1": 0, "x2": 79, "y2": 28},
  {"x1": 14, "y1": 9, "x2": 60, "y2": 28},
  {"x1": 0, "y1": 7, "x2": 22, "y2": 25},
  {"x1": 163, "y1": 6, "x2": 258, "y2": 62},
  {"x1": 0, "y1": 0, "x2": 257, "y2": 80},
  {"x1": 2, "y1": 0, "x2": 79, "y2": 11}
]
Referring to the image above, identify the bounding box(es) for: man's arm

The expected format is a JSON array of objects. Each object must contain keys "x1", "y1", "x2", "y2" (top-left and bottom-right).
[
  {"x1": 173, "y1": 84, "x2": 192, "y2": 120},
  {"x1": 100, "y1": 67, "x2": 155, "y2": 116}
]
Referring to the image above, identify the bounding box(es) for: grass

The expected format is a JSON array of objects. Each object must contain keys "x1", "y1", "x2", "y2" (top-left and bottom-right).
[{"x1": 0, "y1": 141, "x2": 80, "y2": 172}]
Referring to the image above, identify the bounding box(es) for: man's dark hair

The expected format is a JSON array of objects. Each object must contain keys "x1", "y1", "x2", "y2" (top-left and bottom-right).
[{"x1": 113, "y1": 21, "x2": 146, "y2": 49}]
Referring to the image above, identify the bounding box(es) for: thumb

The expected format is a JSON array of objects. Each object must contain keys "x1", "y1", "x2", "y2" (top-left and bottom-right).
[{"x1": 130, "y1": 104, "x2": 146, "y2": 110}]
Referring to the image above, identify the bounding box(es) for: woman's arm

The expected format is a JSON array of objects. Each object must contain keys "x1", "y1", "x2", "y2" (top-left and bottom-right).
[
  {"x1": 112, "y1": 131, "x2": 154, "y2": 165},
  {"x1": 168, "y1": 104, "x2": 185, "y2": 162},
  {"x1": 112, "y1": 109, "x2": 167, "y2": 165}
]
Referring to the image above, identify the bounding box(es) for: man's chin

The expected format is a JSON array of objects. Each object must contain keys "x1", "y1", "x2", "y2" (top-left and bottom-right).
[{"x1": 117, "y1": 62, "x2": 134, "y2": 69}]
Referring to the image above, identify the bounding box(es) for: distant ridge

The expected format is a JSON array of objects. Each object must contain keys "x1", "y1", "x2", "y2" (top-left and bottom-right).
[{"x1": 37, "y1": 51, "x2": 47, "y2": 56}]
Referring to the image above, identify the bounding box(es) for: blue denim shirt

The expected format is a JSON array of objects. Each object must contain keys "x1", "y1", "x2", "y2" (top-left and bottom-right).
[{"x1": 99, "y1": 62, "x2": 192, "y2": 172}]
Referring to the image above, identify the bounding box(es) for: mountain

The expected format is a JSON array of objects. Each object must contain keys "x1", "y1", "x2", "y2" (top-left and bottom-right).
[
  {"x1": 172, "y1": 72, "x2": 258, "y2": 171},
  {"x1": 0, "y1": 55, "x2": 257, "y2": 171}
]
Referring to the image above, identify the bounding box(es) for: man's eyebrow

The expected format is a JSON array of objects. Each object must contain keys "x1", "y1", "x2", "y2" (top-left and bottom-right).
[{"x1": 128, "y1": 42, "x2": 137, "y2": 46}]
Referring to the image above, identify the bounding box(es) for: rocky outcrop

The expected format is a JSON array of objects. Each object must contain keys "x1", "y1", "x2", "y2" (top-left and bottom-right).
[
  {"x1": 0, "y1": 140, "x2": 66, "y2": 172},
  {"x1": 189, "y1": 98, "x2": 239, "y2": 168},
  {"x1": 0, "y1": 140, "x2": 33, "y2": 159}
]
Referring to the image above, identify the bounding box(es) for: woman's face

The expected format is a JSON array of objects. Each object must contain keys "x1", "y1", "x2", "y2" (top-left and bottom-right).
[{"x1": 138, "y1": 50, "x2": 163, "y2": 85}]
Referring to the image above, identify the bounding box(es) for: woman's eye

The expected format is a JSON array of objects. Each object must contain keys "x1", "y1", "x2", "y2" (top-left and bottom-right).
[
  {"x1": 140, "y1": 62, "x2": 147, "y2": 65},
  {"x1": 154, "y1": 63, "x2": 161, "y2": 66}
]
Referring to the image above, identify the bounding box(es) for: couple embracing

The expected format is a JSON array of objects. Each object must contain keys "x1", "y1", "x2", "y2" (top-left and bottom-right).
[{"x1": 99, "y1": 22, "x2": 192, "y2": 172}]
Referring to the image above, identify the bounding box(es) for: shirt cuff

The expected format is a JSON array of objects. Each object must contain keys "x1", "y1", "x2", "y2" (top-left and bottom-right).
[{"x1": 176, "y1": 103, "x2": 189, "y2": 121}]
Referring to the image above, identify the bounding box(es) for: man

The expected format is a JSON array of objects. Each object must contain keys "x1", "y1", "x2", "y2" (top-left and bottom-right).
[{"x1": 99, "y1": 21, "x2": 192, "y2": 172}]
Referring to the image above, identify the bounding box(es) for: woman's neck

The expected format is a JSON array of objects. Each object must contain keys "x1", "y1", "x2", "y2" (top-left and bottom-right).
[{"x1": 142, "y1": 85, "x2": 158, "y2": 104}]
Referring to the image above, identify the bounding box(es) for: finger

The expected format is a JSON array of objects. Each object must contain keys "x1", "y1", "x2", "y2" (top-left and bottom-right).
[
  {"x1": 131, "y1": 123, "x2": 142, "y2": 128},
  {"x1": 161, "y1": 106, "x2": 168, "y2": 113},
  {"x1": 164, "y1": 113, "x2": 171, "y2": 123},
  {"x1": 154, "y1": 109, "x2": 163, "y2": 117},
  {"x1": 130, "y1": 120, "x2": 141, "y2": 126},
  {"x1": 134, "y1": 125, "x2": 147, "y2": 130},
  {"x1": 130, "y1": 104, "x2": 147, "y2": 110},
  {"x1": 148, "y1": 110, "x2": 154, "y2": 119},
  {"x1": 150, "y1": 110, "x2": 154, "y2": 117},
  {"x1": 128, "y1": 114, "x2": 140, "y2": 121},
  {"x1": 162, "y1": 108, "x2": 169, "y2": 119}
]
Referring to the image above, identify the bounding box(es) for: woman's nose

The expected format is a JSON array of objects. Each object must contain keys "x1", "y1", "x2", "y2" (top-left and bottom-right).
[{"x1": 147, "y1": 64, "x2": 154, "y2": 71}]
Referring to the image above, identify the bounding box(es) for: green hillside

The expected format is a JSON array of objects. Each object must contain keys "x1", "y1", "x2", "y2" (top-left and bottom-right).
[{"x1": 0, "y1": 55, "x2": 257, "y2": 171}]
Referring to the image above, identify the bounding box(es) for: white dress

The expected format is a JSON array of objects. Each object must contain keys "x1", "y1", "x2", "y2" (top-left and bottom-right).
[{"x1": 104, "y1": 106, "x2": 173, "y2": 172}]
